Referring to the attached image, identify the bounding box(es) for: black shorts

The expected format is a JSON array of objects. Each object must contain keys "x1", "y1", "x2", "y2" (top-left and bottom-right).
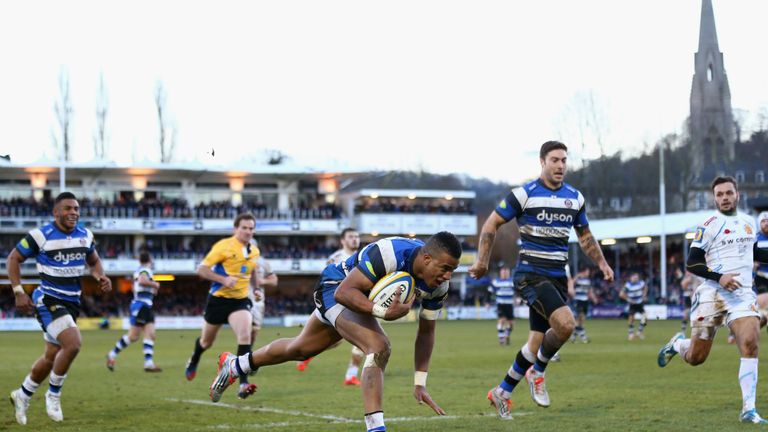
[
  {"x1": 203, "y1": 295, "x2": 251, "y2": 325},
  {"x1": 34, "y1": 292, "x2": 79, "y2": 332},
  {"x1": 514, "y1": 272, "x2": 568, "y2": 333},
  {"x1": 628, "y1": 303, "x2": 645, "y2": 315},
  {"x1": 574, "y1": 300, "x2": 590, "y2": 315},
  {"x1": 130, "y1": 301, "x2": 155, "y2": 326},
  {"x1": 497, "y1": 304, "x2": 515, "y2": 320},
  {"x1": 755, "y1": 276, "x2": 768, "y2": 295},
  {"x1": 683, "y1": 296, "x2": 692, "y2": 309}
]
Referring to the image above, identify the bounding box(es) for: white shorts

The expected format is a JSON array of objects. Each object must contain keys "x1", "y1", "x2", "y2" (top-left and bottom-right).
[
  {"x1": 43, "y1": 315, "x2": 78, "y2": 345},
  {"x1": 690, "y1": 282, "x2": 760, "y2": 329},
  {"x1": 313, "y1": 303, "x2": 347, "y2": 328},
  {"x1": 251, "y1": 299, "x2": 265, "y2": 329}
]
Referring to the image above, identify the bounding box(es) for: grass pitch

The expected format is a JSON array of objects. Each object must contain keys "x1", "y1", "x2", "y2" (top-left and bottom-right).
[{"x1": 0, "y1": 319, "x2": 759, "y2": 431}]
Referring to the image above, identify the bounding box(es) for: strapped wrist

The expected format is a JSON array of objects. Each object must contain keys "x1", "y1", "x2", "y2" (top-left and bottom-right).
[
  {"x1": 13, "y1": 285, "x2": 25, "y2": 295},
  {"x1": 414, "y1": 371, "x2": 428, "y2": 387},
  {"x1": 371, "y1": 303, "x2": 387, "y2": 319}
]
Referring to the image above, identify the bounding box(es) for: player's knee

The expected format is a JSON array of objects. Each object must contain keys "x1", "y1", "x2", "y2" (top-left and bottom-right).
[
  {"x1": 687, "y1": 353, "x2": 706, "y2": 366},
  {"x1": 128, "y1": 334, "x2": 140, "y2": 343},
  {"x1": 363, "y1": 342, "x2": 391, "y2": 371},
  {"x1": 553, "y1": 318, "x2": 575, "y2": 340},
  {"x1": 742, "y1": 339, "x2": 759, "y2": 357}
]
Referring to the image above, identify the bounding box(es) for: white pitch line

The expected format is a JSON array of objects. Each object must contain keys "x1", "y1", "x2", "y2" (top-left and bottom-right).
[
  {"x1": 165, "y1": 398, "x2": 353, "y2": 422},
  {"x1": 168, "y1": 397, "x2": 533, "y2": 429}
]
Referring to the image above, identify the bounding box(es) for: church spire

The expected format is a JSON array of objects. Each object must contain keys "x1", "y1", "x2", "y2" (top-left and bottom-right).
[
  {"x1": 697, "y1": 0, "x2": 719, "y2": 52},
  {"x1": 689, "y1": 0, "x2": 735, "y2": 176}
]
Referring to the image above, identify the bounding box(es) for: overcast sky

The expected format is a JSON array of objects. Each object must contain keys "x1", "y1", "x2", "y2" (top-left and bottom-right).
[{"x1": 1, "y1": 0, "x2": 767, "y2": 184}]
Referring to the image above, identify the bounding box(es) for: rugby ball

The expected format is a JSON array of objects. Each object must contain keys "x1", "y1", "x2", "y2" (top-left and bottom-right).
[{"x1": 368, "y1": 271, "x2": 415, "y2": 309}]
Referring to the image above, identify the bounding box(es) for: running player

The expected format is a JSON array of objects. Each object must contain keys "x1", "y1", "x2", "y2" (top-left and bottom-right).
[
  {"x1": 208, "y1": 232, "x2": 461, "y2": 432},
  {"x1": 249, "y1": 252, "x2": 277, "y2": 356},
  {"x1": 296, "y1": 227, "x2": 366, "y2": 388},
  {"x1": 571, "y1": 267, "x2": 595, "y2": 343},
  {"x1": 470, "y1": 141, "x2": 614, "y2": 420},
  {"x1": 488, "y1": 267, "x2": 515, "y2": 345},
  {"x1": 755, "y1": 212, "x2": 768, "y2": 324},
  {"x1": 184, "y1": 213, "x2": 259, "y2": 399},
  {"x1": 658, "y1": 176, "x2": 768, "y2": 424},
  {"x1": 106, "y1": 251, "x2": 162, "y2": 372},
  {"x1": 7, "y1": 192, "x2": 112, "y2": 425},
  {"x1": 620, "y1": 272, "x2": 647, "y2": 340}
]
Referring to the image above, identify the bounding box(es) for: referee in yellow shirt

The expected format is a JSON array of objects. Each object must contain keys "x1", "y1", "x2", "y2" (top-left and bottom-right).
[{"x1": 185, "y1": 213, "x2": 260, "y2": 399}]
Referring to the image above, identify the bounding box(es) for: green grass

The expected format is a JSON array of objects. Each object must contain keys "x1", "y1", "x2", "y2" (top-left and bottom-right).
[{"x1": 0, "y1": 319, "x2": 760, "y2": 431}]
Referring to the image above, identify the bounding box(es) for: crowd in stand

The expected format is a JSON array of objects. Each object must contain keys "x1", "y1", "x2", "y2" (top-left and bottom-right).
[
  {"x1": 0, "y1": 196, "x2": 342, "y2": 220},
  {"x1": 355, "y1": 198, "x2": 473, "y2": 214},
  {"x1": 0, "y1": 286, "x2": 315, "y2": 319}
]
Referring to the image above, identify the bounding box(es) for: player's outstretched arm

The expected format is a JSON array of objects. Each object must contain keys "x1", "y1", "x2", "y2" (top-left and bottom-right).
[
  {"x1": 86, "y1": 250, "x2": 112, "y2": 293},
  {"x1": 469, "y1": 212, "x2": 506, "y2": 279},
  {"x1": 413, "y1": 318, "x2": 445, "y2": 415},
  {"x1": 575, "y1": 226, "x2": 614, "y2": 281},
  {"x1": 6, "y1": 249, "x2": 33, "y2": 314}
]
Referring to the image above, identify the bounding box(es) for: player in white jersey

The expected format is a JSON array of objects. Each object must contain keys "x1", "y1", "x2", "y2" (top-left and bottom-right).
[
  {"x1": 248, "y1": 253, "x2": 277, "y2": 348},
  {"x1": 295, "y1": 228, "x2": 365, "y2": 386},
  {"x1": 658, "y1": 176, "x2": 768, "y2": 424},
  {"x1": 620, "y1": 273, "x2": 647, "y2": 340},
  {"x1": 106, "y1": 252, "x2": 162, "y2": 372}
]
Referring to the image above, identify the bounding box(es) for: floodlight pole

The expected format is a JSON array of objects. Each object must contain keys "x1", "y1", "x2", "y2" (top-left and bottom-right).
[
  {"x1": 659, "y1": 140, "x2": 667, "y2": 301},
  {"x1": 59, "y1": 139, "x2": 66, "y2": 193}
]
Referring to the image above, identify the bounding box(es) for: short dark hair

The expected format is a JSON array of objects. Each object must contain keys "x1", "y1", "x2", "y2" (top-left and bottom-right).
[
  {"x1": 55, "y1": 192, "x2": 77, "y2": 204},
  {"x1": 139, "y1": 251, "x2": 152, "y2": 264},
  {"x1": 340, "y1": 227, "x2": 357, "y2": 239},
  {"x1": 234, "y1": 213, "x2": 256, "y2": 228},
  {"x1": 424, "y1": 231, "x2": 462, "y2": 259},
  {"x1": 539, "y1": 141, "x2": 568, "y2": 160},
  {"x1": 711, "y1": 175, "x2": 738, "y2": 192}
]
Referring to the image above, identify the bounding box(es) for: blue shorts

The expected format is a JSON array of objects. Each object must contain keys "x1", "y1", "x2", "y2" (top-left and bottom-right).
[{"x1": 312, "y1": 265, "x2": 348, "y2": 327}]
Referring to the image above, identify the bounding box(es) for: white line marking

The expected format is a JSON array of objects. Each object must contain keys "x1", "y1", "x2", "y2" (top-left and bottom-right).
[
  {"x1": 168, "y1": 397, "x2": 534, "y2": 429},
  {"x1": 165, "y1": 398, "x2": 352, "y2": 422}
]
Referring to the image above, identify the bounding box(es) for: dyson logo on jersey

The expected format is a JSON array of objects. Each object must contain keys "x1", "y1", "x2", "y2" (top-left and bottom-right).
[
  {"x1": 536, "y1": 209, "x2": 573, "y2": 224},
  {"x1": 53, "y1": 251, "x2": 86, "y2": 265}
]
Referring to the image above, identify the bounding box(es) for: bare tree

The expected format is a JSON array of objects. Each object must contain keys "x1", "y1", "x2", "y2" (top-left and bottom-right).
[
  {"x1": 93, "y1": 74, "x2": 108, "y2": 159},
  {"x1": 53, "y1": 69, "x2": 73, "y2": 161},
  {"x1": 155, "y1": 81, "x2": 176, "y2": 163}
]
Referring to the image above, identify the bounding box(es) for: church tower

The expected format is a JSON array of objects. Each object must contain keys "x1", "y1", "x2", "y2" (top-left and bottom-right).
[{"x1": 689, "y1": 0, "x2": 735, "y2": 175}]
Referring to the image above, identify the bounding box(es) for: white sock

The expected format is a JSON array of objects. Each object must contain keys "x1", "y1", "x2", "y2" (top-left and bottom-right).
[
  {"x1": 739, "y1": 358, "x2": 758, "y2": 413},
  {"x1": 345, "y1": 365, "x2": 359, "y2": 380},
  {"x1": 48, "y1": 372, "x2": 67, "y2": 395},
  {"x1": 364, "y1": 411, "x2": 385, "y2": 431},
  {"x1": 673, "y1": 338, "x2": 691, "y2": 362},
  {"x1": 237, "y1": 353, "x2": 252, "y2": 375},
  {"x1": 20, "y1": 375, "x2": 39, "y2": 400}
]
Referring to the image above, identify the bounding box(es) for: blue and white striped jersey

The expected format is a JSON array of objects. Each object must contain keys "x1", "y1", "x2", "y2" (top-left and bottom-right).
[
  {"x1": 573, "y1": 276, "x2": 592, "y2": 302},
  {"x1": 495, "y1": 179, "x2": 588, "y2": 278},
  {"x1": 328, "y1": 237, "x2": 449, "y2": 319},
  {"x1": 133, "y1": 266, "x2": 156, "y2": 306},
  {"x1": 622, "y1": 280, "x2": 646, "y2": 305},
  {"x1": 757, "y1": 231, "x2": 768, "y2": 278},
  {"x1": 490, "y1": 278, "x2": 515, "y2": 305},
  {"x1": 15, "y1": 222, "x2": 96, "y2": 304}
]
